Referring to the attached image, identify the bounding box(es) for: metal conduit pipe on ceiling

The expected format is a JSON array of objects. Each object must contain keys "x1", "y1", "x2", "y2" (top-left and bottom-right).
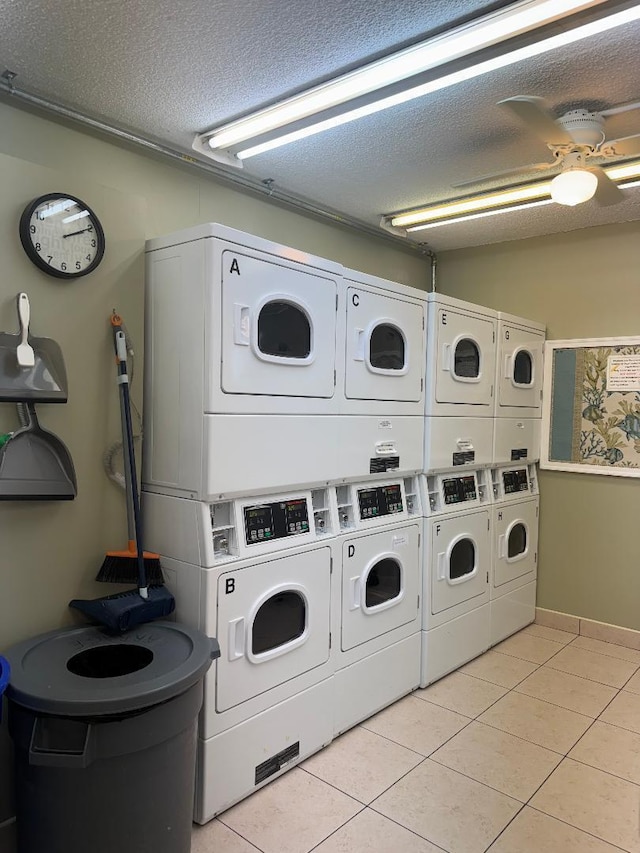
[{"x1": 0, "y1": 79, "x2": 429, "y2": 257}]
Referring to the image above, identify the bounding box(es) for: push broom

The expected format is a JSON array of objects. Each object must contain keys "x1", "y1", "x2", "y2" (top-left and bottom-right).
[
  {"x1": 96, "y1": 313, "x2": 163, "y2": 585},
  {"x1": 69, "y1": 315, "x2": 175, "y2": 632}
]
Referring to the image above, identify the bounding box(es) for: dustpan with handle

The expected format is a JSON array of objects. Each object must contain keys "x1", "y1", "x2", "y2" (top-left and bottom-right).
[
  {"x1": 0, "y1": 293, "x2": 68, "y2": 402},
  {"x1": 0, "y1": 402, "x2": 76, "y2": 499}
]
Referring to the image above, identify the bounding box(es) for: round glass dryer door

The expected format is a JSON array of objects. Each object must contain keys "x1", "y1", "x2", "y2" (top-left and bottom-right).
[
  {"x1": 494, "y1": 500, "x2": 538, "y2": 588},
  {"x1": 215, "y1": 548, "x2": 331, "y2": 712},
  {"x1": 257, "y1": 301, "x2": 311, "y2": 360},
  {"x1": 512, "y1": 350, "x2": 533, "y2": 386},
  {"x1": 453, "y1": 338, "x2": 481, "y2": 380},
  {"x1": 345, "y1": 286, "x2": 424, "y2": 403},
  {"x1": 341, "y1": 526, "x2": 420, "y2": 651},
  {"x1": 430, "y1": 511, "x2": 490, "y2": 615},
  {"x1": 220, "y1": 251, "x2": 338, "y2": 399}
]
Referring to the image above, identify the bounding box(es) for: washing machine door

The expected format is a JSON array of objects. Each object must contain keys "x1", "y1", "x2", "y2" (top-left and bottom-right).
[
  {"x1": 219, "y1": 251, "x2": 338, "y2": 398},
  {"x1": 341, "y1": 525, "x2": 420, "y2": 651},
  {"x1": 216, "y1": 547, "x2": 331, "y2": 711},
  {"x1": 435, "y1": 308, "x2": 495, "y2": 408},
  {"x1": 431, "y1": 511, "x2": 490, "y2": 614},
  {"x1": 345, "y1": 287, "x2": 424, "y2": 402},
  {"x1": 494, "y1": 500, "x2": 538, "y2": 588},
  {"x1": 497, "y1": 324, "x2": 544, "y2": 412}
]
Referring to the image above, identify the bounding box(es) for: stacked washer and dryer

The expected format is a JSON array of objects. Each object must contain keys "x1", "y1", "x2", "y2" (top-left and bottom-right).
[
  {"x1": 490, "y1": 312, "x2": 545, "y2": 645},
  {"x1": 140, "y1": 223, "x2": 544, "y2": 820},
  {"x1": 141, "y1": 226, "x2": 427, "y2": 821}
]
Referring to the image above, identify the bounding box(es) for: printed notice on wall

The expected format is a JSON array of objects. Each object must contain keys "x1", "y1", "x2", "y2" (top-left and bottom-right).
[{"x1": 606, "y1": 355, "x2": 640, "y2": 391}]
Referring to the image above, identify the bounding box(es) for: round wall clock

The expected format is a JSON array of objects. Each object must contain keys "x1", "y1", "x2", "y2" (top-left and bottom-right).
[{"x1": 19, "y1": 193, "x2": 106, "y2": 279}]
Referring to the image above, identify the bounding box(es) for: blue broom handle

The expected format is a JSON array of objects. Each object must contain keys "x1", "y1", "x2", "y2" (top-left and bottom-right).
[{"x1": 115, "y1": 329, "x2": 147, "y2": 597}]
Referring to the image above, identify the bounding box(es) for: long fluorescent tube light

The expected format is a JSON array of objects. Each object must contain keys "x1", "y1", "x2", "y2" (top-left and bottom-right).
[
  {"x1": 236, "y1": 3, "x2": 640, "y2": 159},
  {"x1": 406, "y1": 199, "x2": 554, "y2": 231},
  {"x1": 390, "y1": 159, "x2": 640, "y2": 231},
  {"x1": 197, "y1": 0, "x2": 640, "y2": 161}
]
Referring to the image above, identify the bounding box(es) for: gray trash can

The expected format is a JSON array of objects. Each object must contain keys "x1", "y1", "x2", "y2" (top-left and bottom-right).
[{"x1": 5, "y1": 621, "x2": 219, "y2": 853}]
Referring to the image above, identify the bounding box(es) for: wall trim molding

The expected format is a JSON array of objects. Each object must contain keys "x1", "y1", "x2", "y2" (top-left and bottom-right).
[{"x1": 536, "y1": 607, "x2": 640, "y2": 651}]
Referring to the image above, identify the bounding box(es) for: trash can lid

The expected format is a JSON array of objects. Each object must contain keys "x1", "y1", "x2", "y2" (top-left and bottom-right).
[{"x1": 5, "y1": 621, "x2": 219, "y2": 716}]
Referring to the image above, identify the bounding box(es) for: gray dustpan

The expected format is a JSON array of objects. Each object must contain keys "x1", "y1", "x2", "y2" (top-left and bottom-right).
[
  {"x1": 0, "y1": 294, "x2": 68, "y2": 402},
  {"x1": 0, "y1": 403, "x2": 76, "y2": 500}
]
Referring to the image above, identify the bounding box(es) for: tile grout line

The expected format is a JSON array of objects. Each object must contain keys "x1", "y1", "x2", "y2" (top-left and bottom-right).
[
  {"x1": 215, "y1": 817, "x2": 268, "y2": 853},
  {"x1": 525, "y1": 803, "x2": 631, "y2": 853},
  {"x1": 565, "y1": 751, "x2": 640, "y2": 789},
  {"x1": 305, "y1": 802, "x2": 369, "y2": 853}
]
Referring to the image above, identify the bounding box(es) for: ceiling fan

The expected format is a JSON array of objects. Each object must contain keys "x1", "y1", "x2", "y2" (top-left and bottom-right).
[{"x1": 455, "y1": 96, "x2": 640, "y2": 206}]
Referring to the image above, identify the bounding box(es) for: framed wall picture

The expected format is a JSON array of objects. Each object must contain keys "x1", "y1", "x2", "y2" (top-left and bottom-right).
[{"x1": 541, "y1": 336, "x2": 640, "y2": 477}]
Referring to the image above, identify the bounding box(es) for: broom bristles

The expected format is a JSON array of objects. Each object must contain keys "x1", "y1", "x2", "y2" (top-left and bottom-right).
[{"x1": 96, "y1": 541, "x2": 164, "y2": 585}]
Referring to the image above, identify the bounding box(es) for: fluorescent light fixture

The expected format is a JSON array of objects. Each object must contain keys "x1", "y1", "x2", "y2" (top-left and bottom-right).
[
  {"x1": 389, "y1": 158, "x2": 640, "y2": 230},
  {"x1": 391, "y1": 182, "x2": 554, "y2": 228},
  {"x1": 195, "y1": 0, "x2": 640, "y2": 161},
  {"x1": 405, "y1": 199, "x2": 554, "y2": 232},
  {"x1": 550, "y1": 169, "x2": 598, "y2": 205}
]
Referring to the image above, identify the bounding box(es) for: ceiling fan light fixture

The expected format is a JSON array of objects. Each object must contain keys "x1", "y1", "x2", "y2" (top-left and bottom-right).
[{"x1": 550, "y1": 168, "x2": 598, "y2": 205}]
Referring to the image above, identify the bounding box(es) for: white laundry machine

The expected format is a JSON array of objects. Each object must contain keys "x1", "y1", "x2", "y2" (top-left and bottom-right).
[
  {"x1": 143, "y1": 485, "x2": 339, "y2": 822},
  {"x1": 338, "y1": 269, "x2": 426, "y2": 479},
  {"x1": 424, "y1": 293, "x2": 497, "y2": 473},
  {"x1": 494, "y1": 312, "x2": 545, "y2": 465},
  {"x1": 490, "y1": 463, "x2": 539, "y2": 645},
  {"x1": 495, "y1": 312, "x2": 545, "y2": 418},
  {"x1": 143, "y1": 223, "x2": 345, "y2": 499},
  {"x1": 332, "y1": 476, "x2": 422, "y2": 734},
  {"x1": 420, "y1": 469, "x2": 493, "y2": 686}
]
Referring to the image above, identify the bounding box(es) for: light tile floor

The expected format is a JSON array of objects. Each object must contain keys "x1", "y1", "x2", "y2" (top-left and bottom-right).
[{"x1": 192, "y1": 623, "x2": 640, "y2": 853}]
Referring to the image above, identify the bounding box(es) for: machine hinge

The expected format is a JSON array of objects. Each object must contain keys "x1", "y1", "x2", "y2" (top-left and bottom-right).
[
  {"x1": 334, "y1": 369, "x2": 337, "y2": 385},
  {"x1": 490, "y1": 383, "x2": 494, "y2": 397},
  {"x1": 421, "y1": 377, "x2": 424, "y2": 391},
  {"x1": 487, "y1": 518, "x2": 490, "y2": 530},
  {"x1": 534, "y1": 551, "x2": 537, "y2": 564},
  {"x1": 329, "y1": 632, "x2": 332, "y2": 649},
  {"x1": 422, "y1": 315, "x2": 425, "y2": 330},
  {"x1": 418, "y1": 532, "x2": 421, "y2": 548},
  {"x1": 330, "y1": 557, "x2": 333, "y2": 574},
  {"x1": 492, "y1": 330, "x2": 495, "y2": 343},
  {"x1": 536, "y1": 505, "x2": 539, "y2": 518},
  {"x1": 335, "y1": 294, "x2": 338, "y2": 311},
  {"x1": 486, "y1": 571, "x2": 489, "y2": 583},
  {"x1": 540, "y1": 389, "x2": 543, "y2": 400},
  {"x1": 417, "y1": 594, "x2": 420, "y2": 610}
]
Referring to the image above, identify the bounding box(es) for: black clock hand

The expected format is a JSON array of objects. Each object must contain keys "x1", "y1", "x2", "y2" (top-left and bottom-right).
[{"x1": 63, "y1": 228, "x2": 90, "y2": 238}]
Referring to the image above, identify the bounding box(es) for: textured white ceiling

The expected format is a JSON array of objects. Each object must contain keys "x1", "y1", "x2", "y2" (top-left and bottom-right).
[{"x1": 2, "y1": 0, "x2": 640, "y2": 251}]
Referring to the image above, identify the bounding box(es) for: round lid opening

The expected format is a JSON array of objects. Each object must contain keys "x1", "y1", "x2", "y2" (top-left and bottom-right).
[{"x1": 67, "y1": 645, "x2": 154, "y2": 679}]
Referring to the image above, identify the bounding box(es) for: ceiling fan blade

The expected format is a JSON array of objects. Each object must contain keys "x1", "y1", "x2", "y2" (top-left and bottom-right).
[
  {"x1": 590, "y1": 166, "x2": 625, "y2": 206},
  {"x1": 606, "y1": 134, "x2": 640, "y2": 157},
  {"x1": 498, "y1": 96, "x2": 573, "y2": 145},
  {"x1": 452, "y1": 161, "x2": 554, "y2": 189},
  {"x1": 599, "y1": 100, "x2": 640, "y2": 117}
]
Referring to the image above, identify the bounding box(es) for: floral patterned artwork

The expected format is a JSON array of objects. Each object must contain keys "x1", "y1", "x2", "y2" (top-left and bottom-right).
[{"x1": 578, "y1": 346, "x2": 640, "y2": 469}]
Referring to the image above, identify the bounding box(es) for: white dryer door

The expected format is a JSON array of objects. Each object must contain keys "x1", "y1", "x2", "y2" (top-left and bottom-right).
[
  {"x1": 345, "y1": 288, "x2": 424, "y2": 402},
  {"x1": 494, "y1": 500, "x2": 538, "y2": 588},
  {"x1": 216, "y1": 547, "x2": 331, "y2": 711},
  {"x1": 220, "y1": 251, "x2": 337, "y2": 398},
  {"x1": 497, "y1": 324, "x2": 544, "y2": 411},
  {"x1": 435, "y1": 308, "x2": 495, "y2": 408},
  {"x1": 431, "y1": 510, "x2": 490, "y2": 614},
  {"x1": 341, "y1": 525, "x2": 420, "y2": 651}
]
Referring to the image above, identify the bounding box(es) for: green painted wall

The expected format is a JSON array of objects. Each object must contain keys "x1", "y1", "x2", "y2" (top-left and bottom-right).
[
  {"x1": 437, "y1": 222, "x2": 640, "y2": 631},
  {"x1": 0, "y1": 100, "x2": 429, "y2": 840}
]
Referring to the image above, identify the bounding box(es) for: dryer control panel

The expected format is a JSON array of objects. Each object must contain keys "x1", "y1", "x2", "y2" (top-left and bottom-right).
[
  {"x1": 442, "y1": 475, "x2": 478, "y2": 505},
  {"x1": 491, "y1": 463, "x2": 538, "y2": 504},
  {"x1": 357, "y1": 483, "x2": 404, "y2": 520},
  {"x1": 244, "y1": 498, "x2": 310, "y2": 545},
  {"x1": 502, "y1": 468, "x2": 529, "y2": 495}
]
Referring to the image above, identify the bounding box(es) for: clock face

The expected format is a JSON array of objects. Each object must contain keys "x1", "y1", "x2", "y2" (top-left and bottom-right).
[{"x1": 19, "y1": 193, "x2": 105, "y2": 279}]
